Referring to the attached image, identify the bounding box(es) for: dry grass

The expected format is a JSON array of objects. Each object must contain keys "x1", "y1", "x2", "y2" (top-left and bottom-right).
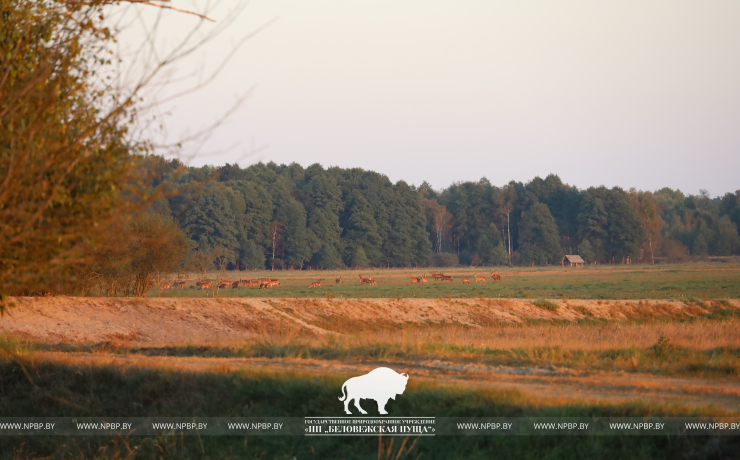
[{"x1": 331, "y1": 318, "x2": 740, "y2": 351}]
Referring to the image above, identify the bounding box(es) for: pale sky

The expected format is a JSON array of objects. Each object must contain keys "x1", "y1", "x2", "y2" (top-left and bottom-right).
[{"x1": 116, "y1": 1, "x2": 740, "y2": 196}]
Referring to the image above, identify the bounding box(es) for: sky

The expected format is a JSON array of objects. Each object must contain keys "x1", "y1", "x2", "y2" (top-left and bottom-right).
[{"x1": 115, "y1": 0, "x2": 740, "y2": 196}]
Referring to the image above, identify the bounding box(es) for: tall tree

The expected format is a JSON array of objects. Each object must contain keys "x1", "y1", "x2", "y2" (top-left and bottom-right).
[
  {"x1": 180, "y1": 183, "x2": 245, "y2": 260},
  {"x1": 713, "y1": 217, "x2": 740, "y2": 255},
  {"x1": 421, "y1": 198, "x2": 453, "y2": 253},
  {"x1": 342, "y1": 190, "x2": 382, "y2": 265},
  {"x1": 0, "y1": 0, "x2": 139, "y2": 297},
  {"x1": 629, "y1": 189, "x2": 664, "y2": 263},
  {"x1": 492, "y1": 183, "x2": 518, "y2": 266},
  {"x1": 519, "y1": 203, "x2": 563, "y2": 265}
]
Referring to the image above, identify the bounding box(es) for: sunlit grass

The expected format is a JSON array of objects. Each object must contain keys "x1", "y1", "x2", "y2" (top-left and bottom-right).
[{"x1": 144, "y1": 262, "x2": 740, "y2": 300}]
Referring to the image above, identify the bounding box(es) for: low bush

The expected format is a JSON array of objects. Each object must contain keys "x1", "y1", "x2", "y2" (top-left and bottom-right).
[
  {"x1": 433, "y1": 252, "x2": 459, "y2": 267},
  {"x1": 533, "y1": 299, "x2": 559, "y2": 311}
]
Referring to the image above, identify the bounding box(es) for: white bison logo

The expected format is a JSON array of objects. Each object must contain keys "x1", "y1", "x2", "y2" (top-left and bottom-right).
[{"x1": 338, "y1": 367, "x2": 409, "y2": 415}]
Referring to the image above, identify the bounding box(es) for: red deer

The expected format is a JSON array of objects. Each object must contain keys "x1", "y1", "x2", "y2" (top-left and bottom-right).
[
  {"x1": 421, "y1": 274, "x2": 428, "y2": 284},
  {"x1": 160, "y1": 281, "x2": 171, "y2": 291},
  {"x1": 367, "y1": 278, "x2": 378, "y2": 286},
  {"x1": 358, "y1": 274, "x2": 371, "y2": 285},
  {"x1": 462, "y1": 276, "x2": 470, "y2": 284},
  {"x1": 431, "y1": 273, "x2": 443, "y2": 281},
  {"x1": 474, "y1": 274, "x2": 486, "y2": 283},
  {"x1": 308, "y1": 281, "x2": 322, "y2": 288},
  {"x1": 260, "y1": 279, "x2": 280, "y2": 289},
  {"x1": 441, "y1": 274, "x2": 453, "y2": 281},
  {"x1": 174, "y1": 281, "x2": 187, "y2": 290},
  {"x1": 491, "y1": 272, "x2": 501, "y2": 282},
  {"x1": 232, "y1": 281, "x2": 241, "y2": 289},
  {"x1": 409, "y1": 276, "x2": 420, "y2": 284},
  {"x1": 218, "y1": 280, "x2": 231, "y2": 290},
  {"x1": 336, "y1": 276, "x2": 342, "y2": 285},
  {"x1": 196, "y1": 280, "x2": 212, "y2": 295}
]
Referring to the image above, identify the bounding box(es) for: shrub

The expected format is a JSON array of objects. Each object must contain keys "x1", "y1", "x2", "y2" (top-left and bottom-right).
[
  {"x1": 533, "y1": 299, "x2": 559, "y2": 312},
  {"x1": 433, "y1": 253, "x2": 459, "y2": 267}
]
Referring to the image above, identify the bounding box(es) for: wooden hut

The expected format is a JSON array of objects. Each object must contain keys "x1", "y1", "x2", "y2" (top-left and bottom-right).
[{"x1": 562, "y1": 255, "x2": 585, "y2": 267}]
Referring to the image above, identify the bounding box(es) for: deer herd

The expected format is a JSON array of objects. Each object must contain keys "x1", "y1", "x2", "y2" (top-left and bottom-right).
[
  {"x1": 418, "y1": 272, "x2": 501, "y2": 284},
  {"x1": 158, "y1": 271, "x2": 501, "y2": 296}
]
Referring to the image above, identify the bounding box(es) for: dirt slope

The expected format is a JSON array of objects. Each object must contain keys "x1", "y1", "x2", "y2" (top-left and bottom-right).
[{"x1": 2, "y1": 296, "x2": 735, "y2": 344}]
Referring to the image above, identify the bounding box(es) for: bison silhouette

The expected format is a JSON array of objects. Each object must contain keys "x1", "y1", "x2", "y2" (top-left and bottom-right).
[{"x1": 338, "y1": 367, "x2": 409, "y2": 415}]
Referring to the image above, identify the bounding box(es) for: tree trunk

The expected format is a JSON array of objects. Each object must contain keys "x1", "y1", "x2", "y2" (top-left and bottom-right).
[{"x1": 507, "y1": 212, "x2": 512, "y2": 267}]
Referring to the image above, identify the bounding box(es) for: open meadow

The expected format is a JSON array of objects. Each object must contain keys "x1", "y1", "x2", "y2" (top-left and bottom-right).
[
  {"x1": 1, "y1": 262, "x2": 739, "y2": 459},
  {"x1": 154, "y1": 262, "x2": 740, "y2": 300}
]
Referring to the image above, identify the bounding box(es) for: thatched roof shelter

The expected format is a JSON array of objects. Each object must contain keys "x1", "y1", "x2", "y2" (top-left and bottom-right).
[{"x1": 562, "y1": 255, "x2": 585, "y2": 266}]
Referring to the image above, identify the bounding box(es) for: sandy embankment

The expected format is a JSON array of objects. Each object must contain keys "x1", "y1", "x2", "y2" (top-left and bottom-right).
[{"x1": 1, "y1": 296, "x2": 735, "y2": 344}]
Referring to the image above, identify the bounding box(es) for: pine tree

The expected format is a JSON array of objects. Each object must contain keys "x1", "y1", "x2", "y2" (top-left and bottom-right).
[{"x1": 519, "y1": 203, "x2": 563, "y2": 265}]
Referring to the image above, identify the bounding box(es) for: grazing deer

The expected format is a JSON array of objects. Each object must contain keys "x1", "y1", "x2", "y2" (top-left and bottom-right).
[
  {"x1": 259, "y1": 279, "x2": 278, "y2": 289},
  {"x1": 336, "y1": 276, "x2": 342, "y2": 285},
  {"x1": 232, "y1": 281, "x2": 240, "y2": 289},
  {"x1": 160, "y1": 281, "x2": 171, "y2": 291},
  {"x1": 196, "y1": 280, "x2": 212, "y2": 295},
  {"x1": 491, "y1": 272, "x2": 501, "y2": 282},
  {"x1": 174, "y1": 281, "x2": 187, "y2": 290},
  {"x1": 409, "y1": 276, "x2": 420, "y2": 284},
  {"x1": 421, "y1": 274, "x2": 428, "y2": 284},
  {"x1": 359, "y1": 274, "x2": 371, "y2": 285},
  {"x1": 367, "y1": 278, "x2": 378, "y2": 286},
  {"x1": 462, "y1": 276, "x2": 470, "y2": 284},
  {"x1": 308, "y1": 281, "x2": 322, "y2": 288},
  {"x1": 218, "y1": 280, "x2": 231, "y2": 290},
  {"x1": 474, "y1": 273, "x2": 486, "y2": 283},
  {"x1": 440, "y1": 274, "x2": 453, "y2": 281}
]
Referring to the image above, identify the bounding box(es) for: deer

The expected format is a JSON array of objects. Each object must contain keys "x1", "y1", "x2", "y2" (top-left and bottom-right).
[
  {"x1": 336, "y1": 276, "x2": 342, "y2": 285},
  {"x1": 474, "y1": 273, "x2": 486, "y2": 283},
  {"x1": 421, "y1": 274, "x2": 428, "y2": 284},
  {"x1": 196, "y1": 280, "x2": 212, "y2": 295},
  {"x1": 160, "y1": 281, "x2": 171, "y2": 291},
  {"x1": 173, "y1": 281, "x2": 187, "y2": 290},
  {"x1": 462, "y1": 276, "x2": 470, "y2": 284},
  {"x1": 491, "y1": 272, "x2": 501, "y2": 282},
  {"x1": 308, "y1": 281, "x2": 322, "y2": 288},
  {"x1": 358, "y1": 274, "x2": 371, "y2": 285},
  {"x1": 259, "y1": 279, "x2": 278, "y2": 289},
  {"x1": 366, "y1": 278, "x2": 378, "y2": 286},
  {"x1": 409, "y1": 276, "x2": 421, "y2": 284},
  {"x1": 431, "y1": 273, "x2": 443, "y2": 281},
  {"x1": 218, "y1": 280, "x2": 231, "y2": 290},
  {"x1": 232, "y1": 281, "x2": 241, "y2": 289}
]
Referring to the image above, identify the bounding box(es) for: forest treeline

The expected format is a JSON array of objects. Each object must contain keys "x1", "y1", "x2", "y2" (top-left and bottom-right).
[
  {"x1": 8, "y1": 1, "x2": 739, "y2": 300},
  {"x1": 142, "y1": 156, "x2": 740, "y2": 270}
]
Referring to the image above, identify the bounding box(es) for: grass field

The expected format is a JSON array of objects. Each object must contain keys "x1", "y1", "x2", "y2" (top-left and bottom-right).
[
  {"x1": 1, "y1": 343, "x2": 738, "y2": 460},
  {"x1": 153, "y1": 262, "x2": 740, "y2": 300},
  {"x1": 3, "y1": 262, "x2": 740, "y2": 459}
]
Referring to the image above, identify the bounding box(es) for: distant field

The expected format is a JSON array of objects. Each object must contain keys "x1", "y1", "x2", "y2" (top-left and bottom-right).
[{"x1": 153, "y1": 262, "x2": 740, "y2": 300}]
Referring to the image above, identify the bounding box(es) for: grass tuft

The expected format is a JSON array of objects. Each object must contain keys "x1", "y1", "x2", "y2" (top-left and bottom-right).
[{"x1": 533, "y1": 299, "x2": 559, "y2": 311}]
